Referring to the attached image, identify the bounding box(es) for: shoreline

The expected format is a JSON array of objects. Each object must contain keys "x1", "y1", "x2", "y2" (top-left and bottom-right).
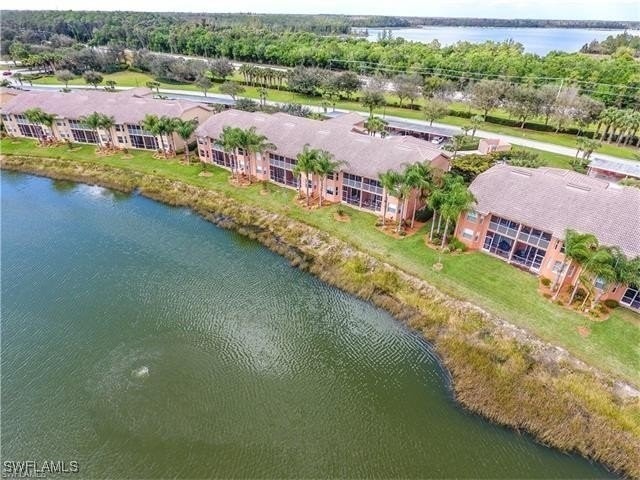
[{"x1": 2, "y1": 155, "x2": 639, "y2": 478}]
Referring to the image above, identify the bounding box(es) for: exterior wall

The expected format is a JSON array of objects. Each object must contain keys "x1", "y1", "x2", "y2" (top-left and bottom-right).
[
  {"x1": 479, "y1": 139, "x2": 511, "y2": 155},
  {"x1": 586, "y1": 166, "x2": 626, "y2": 182},
  {"x1": 197, "y1": 136, "x2": 425, "y2": 222},
  {"x1": 454, "y1": 209, "x2": 638, "y2": 312},
  {"x1": 1, "y1": 106, "x2": 213, "y2": 153}
]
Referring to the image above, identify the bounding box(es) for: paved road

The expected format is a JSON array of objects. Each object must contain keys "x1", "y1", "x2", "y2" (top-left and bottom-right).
[{"x1": 10, "y1": 82, "x2": 638, "y2": 164}]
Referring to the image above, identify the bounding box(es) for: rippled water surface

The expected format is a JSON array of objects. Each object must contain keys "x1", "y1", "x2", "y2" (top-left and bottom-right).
[{"x1": 1, "y1": 173, "x2": 614, "y2": 478}]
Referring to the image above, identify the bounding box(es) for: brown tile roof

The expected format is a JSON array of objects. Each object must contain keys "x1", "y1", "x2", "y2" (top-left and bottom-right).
[
  {"x1": 196, "y1": 109, "x2": 449, "y2": 179},
  {"x1": 1, "y1": 89, "x2": 211, "y2": 124},
  {"x1": 470, "y1": 164, "x2": 640, "y2": 257}
]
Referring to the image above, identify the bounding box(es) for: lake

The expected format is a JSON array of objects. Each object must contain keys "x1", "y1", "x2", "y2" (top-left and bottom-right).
[
  {"x1": 0, "y1": 172, "x2": 615, "y2": 478},
  {"x1": 365, "y1": 26, "x2": 639, "y2": 55}
]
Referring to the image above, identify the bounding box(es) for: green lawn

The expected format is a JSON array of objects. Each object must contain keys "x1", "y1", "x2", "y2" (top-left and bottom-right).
[
  {"x1": 2, "y1": 137, "x2": 638, "y2": 384},
  {"x1": 28, "y1": 71, "x2": 640, "y2": 161}
]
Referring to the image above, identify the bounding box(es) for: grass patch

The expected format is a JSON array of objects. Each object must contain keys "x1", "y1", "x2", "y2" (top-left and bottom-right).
[{"x1": 2, "y1": 137, "x2": 638, "y2": 385}]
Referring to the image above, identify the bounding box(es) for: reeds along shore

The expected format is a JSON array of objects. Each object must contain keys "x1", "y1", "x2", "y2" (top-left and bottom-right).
[{"x1": 2, "y1": 154, "x2": 639, "y2": 478}]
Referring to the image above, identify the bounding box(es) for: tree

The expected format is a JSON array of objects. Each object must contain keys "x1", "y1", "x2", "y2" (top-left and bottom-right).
[
  {"x1": 237, "y1": 126, "x2": 275, "y2": 183},
  {"x1": 388, "y1": 173, "x2": 411, "y2": 233},
  {"x1": 333, "y1": 71, "x2": 361, "y2": 99},
  {"x1": 438, "y1": 176, "x2": 475, "y2": 248},
  {"x1": 287, "y1": 66, "x2": 327, "y2": 96},
  {"x1": 360, "y1": 89, "x2": 386, "y2": 117},
  {"x1": 104, "y1": 80, "x2": 117, "y2": 92},
  {"x1": 575, "y1": 137, "x2": 601, "y2": 161},
  {"x1": 470, "y1": 80, "x2": 508, "y2": 119},
  {"x1": 504, "y1": 85, "x2": 541, "y2": 128},
  {"x1": 209, "y1": 58, "x2": 234, "y2": 81},
  {"x1": 393, "y1": 73, "x2": 422, "y2": 107},
  {"x1": 378, "y1": 170, "x2": 403, "y2": 227},
  {"x1": 258, "y1": 87, "x2": 268, "y2": 107},
  {"x1": 195, "y1": 75, "x2": 212, "y2": 97},
  {"x1": 423, "y1": 98, "x2": 449, "y2": 126},
  {"x1": 552, "y1": 87, "x2": 580, "y2": 133},
  {"x1": 423, "y1": 76, "x2": 452, "y2": 99},
  {"x1": 158, "y1": 116, "x2": 178, "y2": 155},
  {"x1": 404, "y1": 162, "x2": 436, "y2": 228},
  {"x1": 141, "y1": 114, "x2": 164, "y2": 154},
  {"x1": 82, "y1": 70, "x2": 103, "y2": 89},
  {"x1": 469, "y1": 115, "x2": 484, "y2": 138},
  {"x1": 218, "y1": 125, "x2": 243, "y2": 180},
  {"x1": 24, "y1": 107, "x2": 54, "y2": 144},
  {"x1": 293, "y1": 145, "x2": 319, "y2": 206},
  {"x1": 98, "y1": 114, "x2": 115, "y2": 147},
  {"x1": 574, "y1": 246, "x2": 617, "y2": 308},
  {"x1": 450, "y1": 154, "x2": 494, "y2": 183},
  {"x1": 81, "y1": 112, "x2": 104, "y2": 149},
  {"x1": 174, "y1": 119, "x2": 198, "y2": 164},
  {"x1": 55, "y1": 69, "x2": 76, "y2": 89},
  {"x1": 219, "y1": 81, "x2": 245, "y2": 101},
  {"x1": 146, "y1": 81, "x2": 161, "y2": 93},
  {"x1": 363, "y1": 116, "x2": 387, "y2": 137},
  {"x1": 313, "y1": 151, "x2": 343, "y2": 207},
  {"x1": 537, "y1": 84, "x2": 559, "y2": 126},
  {"x1": 553, "y1": 230, "x2": 598, "y2": 301}
]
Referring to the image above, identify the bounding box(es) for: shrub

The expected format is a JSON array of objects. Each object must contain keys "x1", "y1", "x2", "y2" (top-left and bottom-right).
[
  {"x1": 573, "y1": 287, "x2": 588, "y2": 303},
  {"x1": 540, "y1": 277, "x2": 552, "y2": 287},
  {"x1": 414, "y1": 207, "x2": 434, "y2": 223},
  {"x1": 448, "y1": 238, "x2": 467, "y2": 252},
  {"x1": 336, "y1": 206, "x2": 345, "y2": 216},
  {"x1": 603, "y1": 299, "x2": 619, "y2": 309},
  {"x1": 543, "y1": 293, "x2": 552, "y2": 299}
]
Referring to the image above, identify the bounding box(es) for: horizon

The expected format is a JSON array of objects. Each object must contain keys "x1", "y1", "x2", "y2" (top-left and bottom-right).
[{"x1": 4, "y1": 0, "x2": 639, "y2": 22}]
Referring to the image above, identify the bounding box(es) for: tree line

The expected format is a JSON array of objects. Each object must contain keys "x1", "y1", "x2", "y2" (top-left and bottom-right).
[{"x1": 3, "y1": 10, "x2": 639, "y2": 107}]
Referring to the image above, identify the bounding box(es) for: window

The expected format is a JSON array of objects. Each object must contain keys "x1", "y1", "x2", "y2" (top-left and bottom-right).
[
  {"x1": 466, "y1": 211, "x2": 478, "y2": 222},
  {"x1": 326, "y1": 187, "x2": 334, "y2": 195},
  {"x1": 621, "y1": 285, "x2": 640, "y2": 310},
  {"x1": 462, "y1": 228, "x2": 474, "y2": 240},
  {"x1": 327, "y1": 172, "x2": 335, "y2": 180},
  {"x1": 117, "y1": 136, "x2": 124, "y2": 143},
  {"x1": 594, "y1": 277, "x2": 607, "y2": 290},
  {"x1": 551, "y1": 261, "x2": 565, "y2": 274}
]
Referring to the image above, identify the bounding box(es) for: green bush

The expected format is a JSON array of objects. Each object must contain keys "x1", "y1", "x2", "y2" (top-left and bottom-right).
[
  {"x1": 414, "y1": 207, "x2": 434, "y2": 222},
  {"x1": 448, "y1": 237, "x2": 467, "y2": 252},
  {"x1": 540, "y1": 277, "x2": 552, "y2": 287},
  {"x1": 603, "y1": 299, "x2": 619, "y2": 309}
]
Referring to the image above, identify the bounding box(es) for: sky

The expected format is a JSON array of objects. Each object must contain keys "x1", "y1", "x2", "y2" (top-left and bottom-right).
[{"x1": 5, "y1": 0, "x2": 640, "y2": 21}]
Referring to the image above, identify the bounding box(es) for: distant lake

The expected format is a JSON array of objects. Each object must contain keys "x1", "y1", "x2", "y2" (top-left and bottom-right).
[{"x1": 365, "y1": 26, "x2": 640, "y2": 55}]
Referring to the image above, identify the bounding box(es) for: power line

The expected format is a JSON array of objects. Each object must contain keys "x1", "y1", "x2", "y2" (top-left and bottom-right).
[{"x1": 327, "y1": 58, "x2": 640, "y2": 92}]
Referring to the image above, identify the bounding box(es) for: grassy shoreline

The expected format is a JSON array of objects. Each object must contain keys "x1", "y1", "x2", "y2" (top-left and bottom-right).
[
  {"x1": 2, "y1": 138, "x2": 638, "y2": 385},
  {"x1": 2, "y1": 153, "x2": 639, "y2": 477}
]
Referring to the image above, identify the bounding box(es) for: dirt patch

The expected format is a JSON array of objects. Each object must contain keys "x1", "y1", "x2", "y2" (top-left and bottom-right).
[
  {"x1": 198, "y1": 171, "x2": 213, "y2": 177},
  {"x1": 333, "y1": 213, "x2": 351, "y2": 223},
  {"x1": 577, "y1": 326, "x2": 591, "y2": 337}
]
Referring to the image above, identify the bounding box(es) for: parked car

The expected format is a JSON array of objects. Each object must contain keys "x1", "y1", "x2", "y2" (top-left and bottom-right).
[
  {"x1": 430, "y1": 136, "x2": 443, "y2": 144},
  {"x1": 2, "y1": 70, "x2": 12, "y2": 76}
]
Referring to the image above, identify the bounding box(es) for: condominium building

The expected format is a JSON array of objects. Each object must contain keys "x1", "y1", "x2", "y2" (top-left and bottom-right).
[
  {"x1": 1, "y1": 88, "x2": 213, "y2": 152},
  {"x1": 195, "y1": 110, "x2": 451, "y2": 221},
  {"x1": 455, "y1": 164, "x2": 640, "y2": 311}
]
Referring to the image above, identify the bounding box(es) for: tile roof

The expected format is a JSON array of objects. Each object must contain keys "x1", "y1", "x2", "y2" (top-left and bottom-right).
[
  {"x1": 1, "y1": 88, "x2": 212, "y2": 124},
  {"x1": 589, "y1": 157, "x2": 640, "y2": 180},
  {"x1": 470, "y1": 164, "x2": 640, "y2": 257},
  {"x1": 196, "y1": 109, "x2": 449, "y2": 179}
]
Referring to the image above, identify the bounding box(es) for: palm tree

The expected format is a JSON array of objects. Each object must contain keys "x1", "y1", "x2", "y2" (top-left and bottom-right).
[
  {"x1": 98, "y1": 114, "x2": 115, "y2": 147},
  {"x1": 293, "y1": 145, "x2": 319, "y2": 207},
  {"x1": 258, "y1": 87, "x2": 268, "y2": 108},
  {"x1": 363, "y1": 116, "x2": 387, "y2": 137},
  {"x1": 438, "y1": 176, "x2": 474, "y2": 248},
  {"x1": 239, "y1": 127, "x2": 275, "y2": 183},
  {"x1": 313, "y1": 151, "x2": 343, "y2": 207},
  {"x1": 389, "y1": 175, "x2": 411, "y2": 233},
  {"x1": 23, "y1": 108, "x2": 49, "y2": 144},
  {"x1": 174, "y1": 119, "x2": 198, "y2": 164},
  {"x1": 218, "y1": 126, "x2": 243, "y2": 180},
  {"x1": 575, "y1": 246, "x2": 617, "y2": 309},
  {"x1": 141, "y1": 114, "x2": 162, "y2": 153},
  {"x1": 159, "y1": 116, "x2": 178, "y2": 155},
  {"x1": 427, "y1": 182, "x2": 448, "y2": 243},
  {"x1": 610, "y1": 252, "x2": 640, "y2": 300},
  {"x1": 470, "y1": 115, "x2": 483, "y2": 138},
  {"x1": 553, "y1": 230, "x2": 599, "y2": 302},
  {"x1": 404, "y1": 162, "x2": 435, "y2": 229},
  {"x1": 378, "y1": 170, "x2": 403, "y2": 227},
  {"x1": 81, "y1": 112, "x2": 104, "y2": 149}
]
